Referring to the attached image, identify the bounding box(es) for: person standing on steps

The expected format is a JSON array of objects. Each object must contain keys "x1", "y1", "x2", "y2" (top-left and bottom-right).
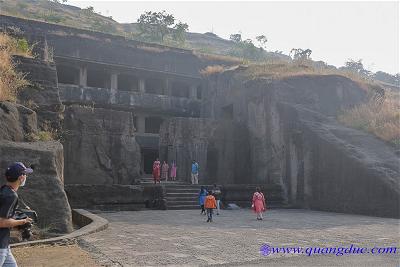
[
  {"x1": 170, "y1": 160, "x2": 177, "y2": 181},
  {"x1": 161, "y1": 161, "x2": 169, "y2": 182},
  {"x1": 191, "y1": 160, "x2": 199, "y2": 184},
  {"x1": 152, "y1": 158, "x2": 161, "y2": 184}
]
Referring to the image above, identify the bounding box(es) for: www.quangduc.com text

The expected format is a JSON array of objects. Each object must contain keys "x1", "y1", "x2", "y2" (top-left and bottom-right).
[{"x1": 260, "y1": 244, "x2": 399, "y2": 256}]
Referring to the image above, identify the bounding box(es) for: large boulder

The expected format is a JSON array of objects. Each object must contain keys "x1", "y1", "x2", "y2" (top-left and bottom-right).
[
  {"x1": 0, "y1": 140, "x2": 72, "y2": 233},
  {"x1": 63, "y1": 105, "x2": 141, "y2": 184}
]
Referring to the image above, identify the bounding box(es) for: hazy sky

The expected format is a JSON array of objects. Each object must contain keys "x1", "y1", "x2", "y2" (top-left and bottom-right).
[{"x1": 68, "y1": 1, "x2": 399, "y2": 74}]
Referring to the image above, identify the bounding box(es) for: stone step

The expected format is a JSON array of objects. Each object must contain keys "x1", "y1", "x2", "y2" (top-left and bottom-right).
[
  {"x1": 166, "y1": 189, "x2": 200, "y2": 194},
  {"x1": 165, "y1": 193, "x2": 198, "y2": 197},
  {"x1": 167, "y1": 204, "x2": 199, "y2": 210},
  {"x1": 166, "y1": 200, "x2": 198, "y2": 205},
  {"x1": 166, "y1": 196, "x2": 197, "y2": 201}
]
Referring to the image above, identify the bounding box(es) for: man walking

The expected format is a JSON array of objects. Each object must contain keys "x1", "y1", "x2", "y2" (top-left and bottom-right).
[
  {"x1": 212, "y1": 184, "x2": 222, "y2": 215},
  {"x1": 191, "y1": 160, "x2": 199, "y2": 184},
  {"x1": 0, "y1": 162, "x2": 33, "y2": 266}
]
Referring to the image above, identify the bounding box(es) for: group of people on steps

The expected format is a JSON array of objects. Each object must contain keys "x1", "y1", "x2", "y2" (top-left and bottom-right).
[{"x1": 152, "y1": 158, "x2": 267, "y2": 222}]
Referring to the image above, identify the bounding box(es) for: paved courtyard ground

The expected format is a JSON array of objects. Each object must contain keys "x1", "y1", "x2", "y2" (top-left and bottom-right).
[{"x1": 76, "y1": 209, "x2": 399, "y2": 266}]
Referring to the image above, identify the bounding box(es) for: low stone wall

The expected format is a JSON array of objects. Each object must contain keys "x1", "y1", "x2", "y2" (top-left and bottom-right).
[
  {"x1": 11, "y1": 209, "x2": 108, "y2": 248},
  {"x1": 65, "y1": 184, "x2": 166, "y2": 211},
  {"x1": 221, "y1": 184, "x2": 286, "y2": 208}
]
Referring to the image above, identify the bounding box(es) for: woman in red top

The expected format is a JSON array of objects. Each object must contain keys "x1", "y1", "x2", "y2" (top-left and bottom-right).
[
  {"x1": 152, "y1": 158, "x2": 161, "y2": 184},
  {"x1": 252, "y1": 187, "x2": 266, "y2": 220}
]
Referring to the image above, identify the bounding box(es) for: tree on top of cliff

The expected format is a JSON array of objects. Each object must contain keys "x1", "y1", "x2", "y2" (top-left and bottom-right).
[
  {"x1": 290, "y1": 48, "x2": 312, "y2": 62},
  {"x1": 341, "y1": 59, "x2": 372, "y2": 77},
  {"x1": 137, "y1": 10, "x2": 189, "y2": 44},
  {"x1": 228, "y1": 33, "x2": 269, "y2": 61}
]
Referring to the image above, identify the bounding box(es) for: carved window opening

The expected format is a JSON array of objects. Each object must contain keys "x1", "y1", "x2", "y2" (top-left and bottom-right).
[
  {"x1": 171, "y1": 81, "x2": 189, "y2": 98},
  {"x1": 145, "y1": 116, "x2": 163, "y2": 134},
  {"x1": 87, "y1": 68, "x2": 110, "y2": 89},
  {"x1": 145, "y1": 78, "x2": 164, "y2": 95},
  {"x1": 57, "y1": 65, "x2": 79, "y2": 85},
  {"x1": 118, "y1": 74, "x2": 139, "y2": 91}
]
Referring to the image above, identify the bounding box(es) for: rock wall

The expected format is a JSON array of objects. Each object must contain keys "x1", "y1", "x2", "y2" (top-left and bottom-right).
[
  {"x1": 159, "y1": 118, "x2": 250, "y2": 184},
  {"x1": 0, "y1": 140, "x2": 72, "y2": 233},
  {"x1": 204, "y1": 71, "x2": 400, "y2": 218},
  {"x1": 63, "y1": 105, "x2": 141, "y2": 184},
  {"x1": 65, "y1": 184, "x2": 165, "y2": 210},
  {"x1": 0, "y1": 101, "x2": 37, "y2": 141},
  {"x1": 15, "y1": 56, "x2": 64, "y2": 131}
]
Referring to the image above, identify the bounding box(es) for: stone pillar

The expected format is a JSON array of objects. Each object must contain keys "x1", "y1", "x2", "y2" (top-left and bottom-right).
[
  {"x1": 139, "y1": 78, "x2": 146, "y2": 93},
  {"x1": 110, "y1": 72, "x2": 118, "y2": 104},
  {"x1": 79, "y1": 66, "x2": 87, "y2": 87},
  {"x1": 137, "y1": 116, "x2": 146, "y2": 134},
  {"x1": 189, "y1": 84, "x2": 197, "y2": 99},
  {"x1": 164, "y1": 78, "x2": 171, "y2": 96}
]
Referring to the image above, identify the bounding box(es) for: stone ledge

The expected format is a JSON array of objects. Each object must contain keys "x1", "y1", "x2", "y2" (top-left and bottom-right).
[{"x1": 10, "y1": 209, "x2": 108, "y2": 248}]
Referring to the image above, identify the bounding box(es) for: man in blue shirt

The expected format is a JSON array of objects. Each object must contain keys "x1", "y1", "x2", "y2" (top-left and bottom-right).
[{"x1": 191, "y1": 160, "x2": 199, "y2": 184}]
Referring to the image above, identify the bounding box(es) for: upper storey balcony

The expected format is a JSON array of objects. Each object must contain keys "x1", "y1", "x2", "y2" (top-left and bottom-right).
[{"x1": 57, "y1": 63, "x2": 202, "y2": 117}]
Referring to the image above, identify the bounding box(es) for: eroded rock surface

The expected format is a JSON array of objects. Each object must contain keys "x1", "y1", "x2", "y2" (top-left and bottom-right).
[{"x1": 63, "y1": 105, "x2": 141, "y2": 184}]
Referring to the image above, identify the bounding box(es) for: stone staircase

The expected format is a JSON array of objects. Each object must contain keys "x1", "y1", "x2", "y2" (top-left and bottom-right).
[
  {"x1": 139, "y1": 178, "x2": 288, "y2": 210},
  {"x1": 164, "y1": 184, "x2": 201, "y2": 210}
]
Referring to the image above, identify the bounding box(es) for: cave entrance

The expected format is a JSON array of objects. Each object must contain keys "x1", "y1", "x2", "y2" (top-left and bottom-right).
[{"x1": 141, "y1": 148, "x2": 159, "y2": 175}]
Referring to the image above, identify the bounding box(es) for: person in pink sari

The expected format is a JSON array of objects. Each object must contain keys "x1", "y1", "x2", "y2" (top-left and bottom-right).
[
  {"x1": 161, "y1": 161, "x2": 169, "y2": 181},
  {"x1": 152, "y1": 158, "x2": 161, "y2": 184},
  {"x1": 252, "y1": 187, "x2": 266, "y2": 220},
  {"x1": 170, "y1": 160, "x2": 177, "y2": 181}
]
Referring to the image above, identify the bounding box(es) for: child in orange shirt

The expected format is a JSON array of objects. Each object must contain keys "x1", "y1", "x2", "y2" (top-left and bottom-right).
[{"x1": 204, "y1": 191, "x2": 217, "y2": 222}]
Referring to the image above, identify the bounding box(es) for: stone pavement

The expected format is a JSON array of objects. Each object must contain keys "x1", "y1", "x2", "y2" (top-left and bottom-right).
[{"x1": 79, "y1": 209, "x2": 400, "y2": 266}]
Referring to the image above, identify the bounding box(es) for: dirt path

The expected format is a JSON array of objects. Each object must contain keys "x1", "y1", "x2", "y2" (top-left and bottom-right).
[{"x1": 13, "y1": 244, "x2": 100, "y2": 267}]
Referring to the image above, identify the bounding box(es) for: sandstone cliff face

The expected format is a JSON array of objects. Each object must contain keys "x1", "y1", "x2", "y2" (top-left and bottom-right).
[
  {"x1": 15, "y1": 56, "x2": 64, "y2": 131},
  {"x1": 0, "y1": 54, "x2": 73, "y2": 233},
  {"x1": 198, "y1": 71, "x2": 399, "y2": 218},
  {"x1": 159, "y1": 118, "x2": 250, "y2": 184},
  {"x1": 63, "y1": 105, "x2": 141, "y2": 184}
]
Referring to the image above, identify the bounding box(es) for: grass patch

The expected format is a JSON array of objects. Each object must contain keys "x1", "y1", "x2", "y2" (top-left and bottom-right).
[
  {"x1": 194, "y1": 51, "x2": 244, "y2": 64},
  {"x1": 338, "y1": 91, "x2": 400, "y2": 144},
  {"x1": 0, "y1": 33, "x2": 32, "y2": 102},
  {"x1": 200, "y1": 65, "x2": 226, "y2": 76}
]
